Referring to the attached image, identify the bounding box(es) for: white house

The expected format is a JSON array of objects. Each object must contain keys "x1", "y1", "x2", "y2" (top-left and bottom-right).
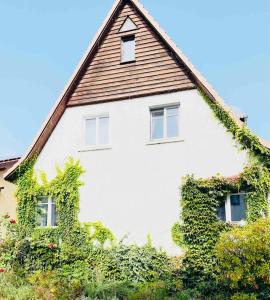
[{"x1": 5, "y1": 0, "x2": 269, "y2": 254}]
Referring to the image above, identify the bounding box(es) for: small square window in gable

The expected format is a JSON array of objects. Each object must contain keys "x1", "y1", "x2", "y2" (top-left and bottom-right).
[{"x1": 119, "y1": 16, "x2": 138, "y2": 33}]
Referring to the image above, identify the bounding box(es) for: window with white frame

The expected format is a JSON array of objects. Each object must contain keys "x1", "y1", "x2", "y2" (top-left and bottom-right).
[
  {"x1": 150, "y1": 105, "x2": 179, "y2": 140},
  {"x1": 85, "y1": 115, "x2": 109, "y2": 147},
  {"x1": 121, "y1": 35, "x2": 135, "y2": 63},
  {"x1": 217, "y1": 193, "x2": 247, "y2": 223},
  {"x1": 37, "y1": 197, "x2": 57, "y2": 227}
]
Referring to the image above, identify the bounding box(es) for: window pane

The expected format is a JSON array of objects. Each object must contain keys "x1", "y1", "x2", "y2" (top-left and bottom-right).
[
  {"x1": 167, "y1": 114, "x2": 178, "y2": 137},
  {"x1": 167, "y1": 107, "x2": 178, "y2": 117},
  {"x1": 99, "y1": 117, "x2": 109, "y2": 145},
  {"x1": 166, "y1": 107, "x2": 179, "y2": 138},
  {"x1": 85, "y1": 118, "x2": 96, "y2": 146},
  {"x1": 151, "y1": 110, "x2": 164, "y2": 139},
  {"x1": 51, "y1": 200, "x2": 57, "y2": 227},
  {"x1": 122, "y1": 36, "x2": 135, "y2": 62},
  {"x1": 37, "y1": 198, "x2": 48, "y2": 227},
  {"x1": 230, "y1": 194, "x2": 246, "y2": 222},
  {"x1": 217, "y1": 202, "x2": 226, "y2": 221}
]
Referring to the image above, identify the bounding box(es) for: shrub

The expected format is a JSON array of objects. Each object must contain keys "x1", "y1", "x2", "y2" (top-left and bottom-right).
[
  {"x1": 215, "y1": 218, "x2": 270, "y2": 291},
  {"x1": 89, "y1": 243, "x2": 172, "y2": 284},
  {"x1": 0, "y1": 271, "x2": 33, "y2": 300},
  {"x1": 28, "y1": 270, "x2": 84, "y2": 300}
]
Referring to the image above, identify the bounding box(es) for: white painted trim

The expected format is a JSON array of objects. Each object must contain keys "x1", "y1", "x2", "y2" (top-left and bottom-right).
[
  {"x1": 79, "y1": 145, "x2": 112, "y2": 152},
  {"x1": 146, "y1": 137, "x2": 184, "y2": 146}
]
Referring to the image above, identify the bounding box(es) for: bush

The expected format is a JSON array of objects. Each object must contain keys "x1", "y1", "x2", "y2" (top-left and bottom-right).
[
  {"x1": 215, "y1": 218, "x2": 270, "y2": 292},
  {"x1": 0, "y1": 271, "x2": 33, "y2": 300},
  {"x1": 89, "y1": 243, "x2": 172, "y2": 284}
]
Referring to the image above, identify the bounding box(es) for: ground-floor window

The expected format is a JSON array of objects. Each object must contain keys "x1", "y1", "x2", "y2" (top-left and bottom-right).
[
  {"x1": 37, "y1": 197, "x2": 57, "y2": 227},
  {"x1": 218, "y1": 193, "x2": 247, "y2": 223}
]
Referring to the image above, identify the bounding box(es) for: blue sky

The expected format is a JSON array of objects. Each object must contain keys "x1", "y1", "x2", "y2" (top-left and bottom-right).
[{"x1": 0, "y1": 0, "x2": 269, "y2": 159}]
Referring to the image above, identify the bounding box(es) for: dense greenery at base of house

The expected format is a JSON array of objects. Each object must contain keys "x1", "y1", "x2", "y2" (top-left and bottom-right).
[{"x1": 1, "y1": 215, "x2": 270, "y2": 299}]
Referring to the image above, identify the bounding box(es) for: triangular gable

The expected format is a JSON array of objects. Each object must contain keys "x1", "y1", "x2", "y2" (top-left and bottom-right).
[
  {"x1": 68, "y1": 1, "x2": 195, "y2": 106},
  {"x1": 5, "y1": 0, "x2": 270, "y2": 180},
  {"x1": 119, "y1": 16, "x2": 137, "y2": 32}
]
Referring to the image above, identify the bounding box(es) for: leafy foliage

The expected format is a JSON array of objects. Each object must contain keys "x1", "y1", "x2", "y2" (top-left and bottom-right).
[
  {"x1": 15, "y1": 157, "x2": 85, "y2": 243},
  {"x1": 200, "y1": 90, "x2": 270, "y2": 168},
  {"x1": 215, "y1": 218, "x2": 270, "y2": 291}
]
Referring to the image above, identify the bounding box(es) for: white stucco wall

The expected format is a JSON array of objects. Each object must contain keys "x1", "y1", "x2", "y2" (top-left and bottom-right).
[{"x1": 35, "y1": 89, "x2": 248, "y2": 255}]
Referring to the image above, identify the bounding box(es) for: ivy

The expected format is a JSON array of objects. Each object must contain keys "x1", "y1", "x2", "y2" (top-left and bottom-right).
[
  {"x1": 15, "y1": 157, "x2": 85, "y2": 241},
  {"x1": 175, "y1": 90, "x2": 270, "y2": 287},
  {"x1": 199, "y1": 89, "x2": 270, "y2": 167}
]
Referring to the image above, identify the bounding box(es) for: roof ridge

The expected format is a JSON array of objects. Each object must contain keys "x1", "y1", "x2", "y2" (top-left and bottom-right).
[{"x1": 4, "y1": 0, "x2": 270, "y2": 179}]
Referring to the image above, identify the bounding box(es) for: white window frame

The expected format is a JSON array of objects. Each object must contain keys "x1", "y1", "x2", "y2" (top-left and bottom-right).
[
  {"x1": 221, "y1": 193, "x2": 247, "y2": 224},
  {"x1": 121, "y1": 35, "x2": 136, "y2": 63},
  {"x1": 38, "y1": 197, "x2": 57, "y2": 227},
  {"x1": 82, "y1": 114, "x2": 110, "y2": 150},
  {"x1": 150, "y1": 104, "x2": 180, "y2": 141}
]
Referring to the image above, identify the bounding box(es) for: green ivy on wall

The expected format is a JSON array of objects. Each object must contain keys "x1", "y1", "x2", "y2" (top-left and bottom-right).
[
  {"x1": 15, "y1": 157, "x2": 85, "y2": 242},
  {"x1": 174, "y1": 90, "x2": 270, "y2": 287}
]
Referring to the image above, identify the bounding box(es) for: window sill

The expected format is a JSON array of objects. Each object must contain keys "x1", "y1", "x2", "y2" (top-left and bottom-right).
[
  {"x1": 146, "y1": 137, "x2": 184, "y2": 146},
  {"x1": 79, "y1": 145, "x2": 112, "y2": 152},
  {"x1": 120, "y1": 60, "x2": 136, "y2": 65}
]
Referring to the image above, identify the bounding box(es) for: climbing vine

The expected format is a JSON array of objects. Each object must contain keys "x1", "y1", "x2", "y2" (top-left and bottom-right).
[
  {"x1": 15, "y1": 157, "x2": 84, "y2": 241},
  {"x1": 200, "y1": 89, "x2": 270, "y2": 167},
  {"x1": 175, "y1": 90, "x2": 270, "y2": 287}
]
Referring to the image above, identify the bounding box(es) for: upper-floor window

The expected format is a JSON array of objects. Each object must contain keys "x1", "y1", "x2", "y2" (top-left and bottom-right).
[
  {"x1": 121, "y1": 35, "x2": 135, "y2": 63},
  {"x1": 37, "y1": 197, "x2": 57, "y2": 227},
  {"x1": 85, "y1": 115, "x2": 109, "y2": 147},
  {"x1": 217, "y1": 193, "x2": 247, "y2": 223},
  {"x1": 150, "y1": 105, "x2": 179, "y2": 140}
]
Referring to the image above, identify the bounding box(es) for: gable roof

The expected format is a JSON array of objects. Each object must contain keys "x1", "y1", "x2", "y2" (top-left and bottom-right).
[{"x1": 4, "y1": 0, "x2": 270, "y2": 180}]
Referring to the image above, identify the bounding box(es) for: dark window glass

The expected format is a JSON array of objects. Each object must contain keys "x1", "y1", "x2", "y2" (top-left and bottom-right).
[
  {"x1": 217, "y1": 202, "x2": 226, "y2": 221},
  {"x1": 230, "y1": 194, "x2": 246, "y2": 222}
]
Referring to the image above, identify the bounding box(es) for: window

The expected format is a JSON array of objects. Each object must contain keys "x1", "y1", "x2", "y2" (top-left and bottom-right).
[
  {"x1": 151, "y1": 105, "x2": 179, "y2": 140},
  {"x1": 230, "y1": 193, "x2": 247, "y2": 222},
  {"x1": 121, "y1": 35, "x2": 135, "y2": 63},
  {"x1": 119, "y1": 17, "x2": 137, "y2": 33},
  {"x1": 85, "y1": 116, "x2": 109, "y2": 147},
  {"x1": 217, "y1": 193, "x2": 247, "y2": 223},
  {"x1": 37, "y1": 197, "x2": 57, "y2": 227}
]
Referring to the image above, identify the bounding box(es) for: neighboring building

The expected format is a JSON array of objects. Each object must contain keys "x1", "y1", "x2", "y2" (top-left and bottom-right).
[
  {"x1": 4, "y1": 0, "x2": 270, "y2": 254},
  {"x1": 0, "y1": 158, "x2": 20, "y2": 219}
]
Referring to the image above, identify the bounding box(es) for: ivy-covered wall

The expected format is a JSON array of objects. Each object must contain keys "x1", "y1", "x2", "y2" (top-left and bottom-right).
[
  {"x1": 15, "y1": 157, "x2": 85, "y2": 243},
  {"x1": 175, "y1": 90, "x2": 270, "y2": 287}
]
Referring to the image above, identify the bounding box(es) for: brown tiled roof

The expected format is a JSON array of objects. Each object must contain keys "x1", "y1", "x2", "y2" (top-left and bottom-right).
[{"x1": 0, "y1": 157, "x2": 21, "y2": 171}]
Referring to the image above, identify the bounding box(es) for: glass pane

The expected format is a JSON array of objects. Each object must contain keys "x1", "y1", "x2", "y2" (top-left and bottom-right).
[
  {"x1": 151, "y1": 110, "x2": 164, "y2": 139},
  {"x1": 99, "y1": 117, "x2": 109, "y2": 145},
  {"x1": 122, "y1": 37, "x2": 135, "y2": 62},
  {"x1": 217, "y1": 202, "x2": 226, "y2": 221},
  {"x1": 230, "y1": 194, "x2": 246, "y2": 222},
  {"x1": 167, "y1": 114, "x2": 179, "y2": 137},
  {"x1": 85, "y1": 118, "x2": 96, "y2": 146},
  {"x1": 167, "y1": 107, "x2": 179, "y2": 117},
  {"x1": 37, "y1": 199, "x2": 48, "y2": 227},
  {"x1": 51, "y1": 200, "x2": 57, "y2": 226}
]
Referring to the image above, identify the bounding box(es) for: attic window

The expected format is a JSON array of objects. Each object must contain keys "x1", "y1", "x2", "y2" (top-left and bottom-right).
[
  {"x1": 119, "y1": 17, "x2": 137, "y2": 33},
  {"x1": 121, "y1": 35, "x2": 135, "y2": 63}
]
